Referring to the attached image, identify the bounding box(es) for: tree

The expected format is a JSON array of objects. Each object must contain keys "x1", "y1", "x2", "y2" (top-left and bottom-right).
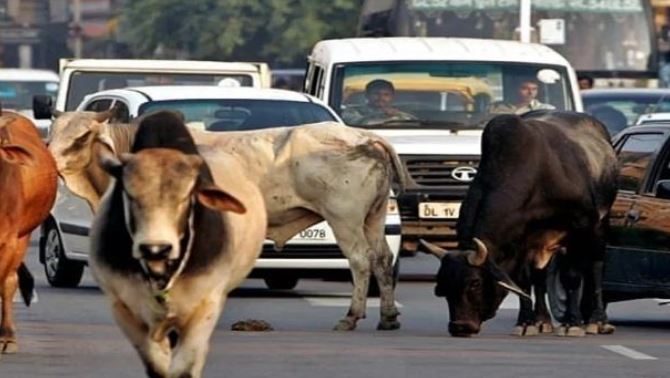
[{"x1": 119, "y1": 0, "x2": 362, "y2": 66}]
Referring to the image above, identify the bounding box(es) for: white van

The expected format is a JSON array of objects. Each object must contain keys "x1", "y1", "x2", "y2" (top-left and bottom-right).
[
  {"x1": 305, "y1": 37, "x2": 582, "y2": 253},
  {"x1": 0, "y1": 68, "x2": 59, "y2": 137}
]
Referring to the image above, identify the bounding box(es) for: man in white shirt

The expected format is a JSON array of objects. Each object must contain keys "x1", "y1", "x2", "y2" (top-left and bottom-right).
[{"x1": 490, "y1": 79, "x2": 555, "y2": 115}]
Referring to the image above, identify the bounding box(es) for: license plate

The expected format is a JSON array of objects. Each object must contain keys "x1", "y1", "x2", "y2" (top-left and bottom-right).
[
  {"x1": 418, "y1": 202, "x2": 461, "y2": 219},
  {"x1": 294, "y1": 226, "x2": 329, "y2": 241}
]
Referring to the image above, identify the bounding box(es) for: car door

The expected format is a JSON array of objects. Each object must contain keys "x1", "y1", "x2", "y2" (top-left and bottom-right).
[{"x1": 606, "y1": 131, "x2": 670, "y2": 298}]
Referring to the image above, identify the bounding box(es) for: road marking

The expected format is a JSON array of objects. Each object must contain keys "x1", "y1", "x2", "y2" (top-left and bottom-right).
[
  {"x1": 305, "y1": 297, "x2": 403, "y2": 308},
  {"x1": 601, "y1": 345, "x2": 657, "y2": 360}
]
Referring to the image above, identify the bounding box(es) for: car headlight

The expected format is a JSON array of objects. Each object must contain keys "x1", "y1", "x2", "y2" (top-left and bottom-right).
[{"x1": 387, "y1": 198, "x2": 399, "y2": 215}]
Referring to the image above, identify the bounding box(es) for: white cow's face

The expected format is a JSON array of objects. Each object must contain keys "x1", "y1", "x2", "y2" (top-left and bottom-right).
[{"x1": 48, "y1": 110, "x2": 112, "y2": 175}]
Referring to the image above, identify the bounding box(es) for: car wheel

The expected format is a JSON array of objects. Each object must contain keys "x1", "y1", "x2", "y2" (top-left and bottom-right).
[
  {"x1": 546, "y1": 257, "x2": 583, "y2": 323},
  {"x1": 368, "y1": 258, "x2": 400, "y2": 297},
  {"x1": 264, "y1": 275, "x2": 299, "y2": 290},
  {"x1": 42, "y1": 221, "x2": 85, "y2": 288}
]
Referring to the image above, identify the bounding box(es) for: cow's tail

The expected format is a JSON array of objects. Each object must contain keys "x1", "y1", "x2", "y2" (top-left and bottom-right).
[
  {"x1": 372, "y1": 137, "x2": 407, "y2": 195},
  {"x1": 17, "y1": 262, "x2": 35, "y2": 307}
]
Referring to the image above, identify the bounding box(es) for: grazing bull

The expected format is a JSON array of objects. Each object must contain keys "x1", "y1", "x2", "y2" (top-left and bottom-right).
[
  {"x1": 421, "y1": 111, "x2": 617, "y2": 337},
  {"x1": 0, "y1": 108, "x2": 57, "y2": 353},
  {"x1": 49, "y1": 109, "x2": 404, "y2": 331},
  {"x1": 90, "y1": 111, "x2": 266, "y2": 377}
]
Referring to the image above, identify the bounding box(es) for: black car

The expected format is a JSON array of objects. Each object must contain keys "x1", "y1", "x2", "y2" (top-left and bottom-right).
[
  {"x1": 582, "y1": 88, "x2": 670, "y2": 136},
  {"x1": 548, "y1": 123, "x2": 670, "y2": 319},
  {"x1": 604, "y1": 123, "x2": 670, "y2": 302}
]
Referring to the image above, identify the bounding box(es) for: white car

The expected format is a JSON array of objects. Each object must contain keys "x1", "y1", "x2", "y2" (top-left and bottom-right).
[{"x1": 41, "y1": 86, "x2": 401, "y2": 291}]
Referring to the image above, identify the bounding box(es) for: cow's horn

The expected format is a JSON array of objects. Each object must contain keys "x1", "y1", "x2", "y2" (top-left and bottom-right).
[
  {"x1": 497, "y1": 280, "x2": 532, "y2": 302},
  {"x1": 466, "y1": 237, "x2": 488, "y2": 266},
  {"x1": 419, "y1": 239, "x2": 447, "y2": 259},
  {"x1": 94, "y1": 107, "x2": 115, "y2": 123}
]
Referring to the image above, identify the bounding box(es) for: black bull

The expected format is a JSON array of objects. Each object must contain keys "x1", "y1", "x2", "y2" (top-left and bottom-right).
[{"x1": 421, "y1": 111, "x2": 618, "y2": 337}]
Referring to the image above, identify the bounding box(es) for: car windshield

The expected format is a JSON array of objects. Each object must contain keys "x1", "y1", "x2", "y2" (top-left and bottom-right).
[
  {"x1": 331, "y1": 62, "x2": 573, "y2": 129},
  {"x1": 0, "y1": 80, "x2": 58, "y2": 110},
  {"x1": 138, "y1": 99, "x2": 336, "y2": 131},
  {"x1": 584, "y1": 93, "x2": 670, "y2": 136},
  {"x1": 66, "y1": 72, "x2": 254, "y2": 110}
]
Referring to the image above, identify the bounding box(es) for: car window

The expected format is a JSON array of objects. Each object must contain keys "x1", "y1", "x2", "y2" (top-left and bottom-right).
[
  {"x1": 138, "y1": 99, "x2": 336, "y2": 131},
  {"x1": 0, "y1": 80, "x2": 58, "y2": 111},
  {"x1": 110, "y1": 101, "x2": 131, "y2": 123},
  {"x1": 617, "y1": 133, "x2": 666, "y2": 192},
  {"x1": 84, "y1": 99, "x2": 113, "y2": 112}
]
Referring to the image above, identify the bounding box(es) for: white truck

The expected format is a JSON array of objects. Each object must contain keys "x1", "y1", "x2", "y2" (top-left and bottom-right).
[
  {"x1": 305, "y1": 37, "x2": 583, "y2": 253},
  {"x1": 33, "y1": 58, "x2": 271, "y2": 121}
]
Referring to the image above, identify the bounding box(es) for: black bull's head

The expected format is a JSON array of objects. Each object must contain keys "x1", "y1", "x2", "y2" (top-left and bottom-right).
[{"x1": 420, "y1": 238, "x2": 531, "y2": 337}]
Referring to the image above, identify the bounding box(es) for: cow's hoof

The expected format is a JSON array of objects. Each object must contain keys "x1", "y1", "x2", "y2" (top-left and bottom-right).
[
  {"x1": 1, "y1": 340, "x2": 18, "y2": 354},
  {"x1": 537, "y1": 321, "x2": 554, "y2": 334},
  {"x1": 333, "y1": 319, "x2": 357, "y2": 331},
  {"x1": 557, "y1": 326, "x2": 585, "y2": 337},
  {"x1": 512, "y1": 325, "x2": 539, "y2": 336},
  {"x1": 585, "y1": 323, "x2": 599, "y2": 335},
  {"x1": 377, "y1": 319, "x2": 401, "y2": 331}
]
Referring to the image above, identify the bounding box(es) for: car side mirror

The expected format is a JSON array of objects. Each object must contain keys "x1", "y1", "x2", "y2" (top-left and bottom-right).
[
  {"x1": 33, "y1": 95, "x2": 53, "y2": 119},
  {"x1": 655, "y1": 180, "x2": 670, "y2": 200}
]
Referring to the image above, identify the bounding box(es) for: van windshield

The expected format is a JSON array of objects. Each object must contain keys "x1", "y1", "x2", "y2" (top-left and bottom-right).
[
  {"x1": 66, "y1": 71, "x2": 254, "y2": 110},
  {"x1": 331, "y1": 62, "x2": 573, "y2": 129},
  {"x1": 0, "y1": 80, "x2": 58, "y2": 110}
]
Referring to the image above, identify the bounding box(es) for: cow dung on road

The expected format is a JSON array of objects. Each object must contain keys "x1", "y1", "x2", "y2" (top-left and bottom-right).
[{"x1": 231, "y1": 319, "x2": 274, "y2": 332}]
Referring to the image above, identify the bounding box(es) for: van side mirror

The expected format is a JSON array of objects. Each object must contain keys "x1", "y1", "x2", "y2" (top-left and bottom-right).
[
  {"x1": 655, "y1": 180, "x2": 670, "y2": 200},
  {"x1": 33, "y1": 95, "x2": 53, "y2": 119}
]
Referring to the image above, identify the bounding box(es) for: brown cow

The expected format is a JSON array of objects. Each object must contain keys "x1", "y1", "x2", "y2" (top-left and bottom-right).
[{"x1": 0, "y1": 107, "x2": 58, "y2": 353}]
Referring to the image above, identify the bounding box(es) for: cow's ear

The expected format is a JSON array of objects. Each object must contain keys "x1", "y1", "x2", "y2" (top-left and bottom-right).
[
  {"x1": 0, "y1": 144, "x2": 34, "y2": 165},
  {"x1": 485, "y1": 260, "x2": 532, "y2": 302},
  {"x1": 196, "y1": 186, "x2": 246, "y2": 214}
]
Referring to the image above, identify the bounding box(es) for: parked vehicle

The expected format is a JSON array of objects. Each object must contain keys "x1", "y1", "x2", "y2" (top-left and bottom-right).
[
  {"x1": 305, "y1": 37, "x2": 582, "y2": 253},
  {"x1": 0, "y1": 68, "x2": 58, "y2": 137},
  {"x1": 582, "y1": 88, "x2": 670, "y2": 136},
  {"x1": 32, "y1": 59, "x2": 272, "y2": 131},
  {"x1": 41, "y1": 86, "x2": 401, "y2": 291},
  {"x1": 604, "y1": 123, "x2": 670, "y2": 302}
]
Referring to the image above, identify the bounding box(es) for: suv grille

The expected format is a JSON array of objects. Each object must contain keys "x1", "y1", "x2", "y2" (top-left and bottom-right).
[{"x1": 402, "y1": 155, "x2": 480, "y2": 188}]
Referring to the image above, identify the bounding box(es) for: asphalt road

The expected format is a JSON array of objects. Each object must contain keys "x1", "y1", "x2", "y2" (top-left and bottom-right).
[{"x1": 2, "y1": 242, "x2": 669, "y2": 378}]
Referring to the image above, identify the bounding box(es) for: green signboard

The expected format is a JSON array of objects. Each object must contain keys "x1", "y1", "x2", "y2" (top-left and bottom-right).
[{"x1": 409, "y1": 0, "x2": 643, "y2": 13}]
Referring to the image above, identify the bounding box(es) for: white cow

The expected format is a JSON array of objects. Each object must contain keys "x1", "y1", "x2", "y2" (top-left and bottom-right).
[{"x1": 49, "y1": 109, "x2": 405, "y2": 331}]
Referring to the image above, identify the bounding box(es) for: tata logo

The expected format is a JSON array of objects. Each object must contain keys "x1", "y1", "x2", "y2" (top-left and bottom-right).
[{"x1": 451, "y1": 166, "x2": 477, "y2": 182}]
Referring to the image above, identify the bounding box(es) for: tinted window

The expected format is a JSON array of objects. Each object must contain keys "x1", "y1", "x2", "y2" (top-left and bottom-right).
[
  {"x1": 584, "y1": 94, "x2": 670, "y2": 136},
  {"x1": 84, "y1": 99, "x2": 113, "y2": 112},
  {"x1": 617, "y1": 133, "x2": 666, "y2": 192},
  {"x1": 0, "y1": 80, "x2": 58, "y2": 110},
  {"x1": 138, "y1": 99, "x2": 336, "y2": 131}
]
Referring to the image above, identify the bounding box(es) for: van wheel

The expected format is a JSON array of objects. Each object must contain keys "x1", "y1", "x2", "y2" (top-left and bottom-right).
[
  {"x1": 264, "y1": 275, "x2": 299, "y2": 290},
  {"x1": 368, "y1": 259, "x2": 400, "y2": 297},
  {"x1": 42, "y1": 222, "x2": 84, "y2": 288}
]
